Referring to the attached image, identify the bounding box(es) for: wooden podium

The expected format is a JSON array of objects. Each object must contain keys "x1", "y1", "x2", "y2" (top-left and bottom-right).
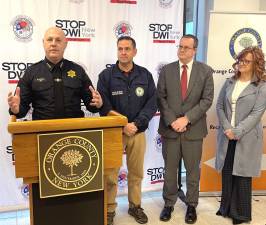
[{"x1": 8, "y1": 112, "x2": 127, "y2": 225}]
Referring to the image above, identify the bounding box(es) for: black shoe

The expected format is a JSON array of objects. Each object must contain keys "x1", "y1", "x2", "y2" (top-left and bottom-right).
[
  {"x1": 216, "y1": 210, "x2": 222, "y2": 216},
  {"x1": 232, "y1": 218, "x2": 244, "y2": 224},
  {"x1": 216, "y1": 209, "x2": 229, "y2": 217},
  {"x1": 128, "y1": 206, "x2": 148, "y2": 224},
  {"x1": 160, "y1": 206, "x2": 174, "y2": 222},
  {"x1": 185, "y1": 205, "x2": 197, "y2": 224},
  {"x1": 107, "y1": 211, "x2": 115, "y2": 225}
]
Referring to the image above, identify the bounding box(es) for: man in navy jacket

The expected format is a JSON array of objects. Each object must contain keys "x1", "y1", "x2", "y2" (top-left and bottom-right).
[{"x1": 97, "y1": 36, "x2": 157, "y2": 225}]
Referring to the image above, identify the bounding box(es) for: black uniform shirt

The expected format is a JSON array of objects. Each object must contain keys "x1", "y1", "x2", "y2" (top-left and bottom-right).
[{"x1": 11, "y1": 58, "x2": 99, "y2": 120}]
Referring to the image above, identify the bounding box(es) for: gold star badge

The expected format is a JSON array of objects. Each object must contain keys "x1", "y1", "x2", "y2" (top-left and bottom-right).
[{"x1": 67, "y1": 70, "x2": 76, "y2": 78}]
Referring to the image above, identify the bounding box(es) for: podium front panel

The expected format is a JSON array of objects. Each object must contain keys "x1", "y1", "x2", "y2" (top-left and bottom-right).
[{"x1": 31, "y1": 183, "x2": 104, "y2": 225}]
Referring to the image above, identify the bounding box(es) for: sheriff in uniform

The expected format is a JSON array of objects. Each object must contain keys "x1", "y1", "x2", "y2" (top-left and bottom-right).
[{"x1": 8, "y1": 26, "x2": 102, "y2": 119}]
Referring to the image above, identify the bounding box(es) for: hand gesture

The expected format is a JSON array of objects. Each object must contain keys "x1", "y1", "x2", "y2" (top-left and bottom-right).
[
  {"x1": 8, "y1": 87, "x2": 20, "y2": 114},
  {"x1": 89, "y1": 86, "x2": 103, "y2": 108}
]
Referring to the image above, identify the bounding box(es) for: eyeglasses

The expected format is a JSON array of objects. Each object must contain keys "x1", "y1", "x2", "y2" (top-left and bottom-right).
[
  {"x1": 238, "y1": 59, "x2": 253, "y2": 65},
  {"x1": 177, "y1": 45, "x2": 195, "y2": 51}
]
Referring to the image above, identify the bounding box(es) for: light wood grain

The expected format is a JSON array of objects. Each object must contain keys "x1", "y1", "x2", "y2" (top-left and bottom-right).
[
  {"x1": 8, "y1": 115, "x2": 127, "y2": 134},
  {"x1": 12, "y1": 127, "x2": 123, "y2": 182},
  {"x1": 9, "y1": 115, "x2": 127, "y2": 225}
]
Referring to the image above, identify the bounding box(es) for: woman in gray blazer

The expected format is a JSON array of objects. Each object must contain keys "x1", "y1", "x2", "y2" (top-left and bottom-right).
[{"x1": 215, "y1": 46, "x2": 266, "y2": 225}]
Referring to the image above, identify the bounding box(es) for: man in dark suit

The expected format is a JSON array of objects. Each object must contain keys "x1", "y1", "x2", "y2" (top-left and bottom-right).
[{"x1": 157, "y1": 34, "x2": 214, "y2": 224}]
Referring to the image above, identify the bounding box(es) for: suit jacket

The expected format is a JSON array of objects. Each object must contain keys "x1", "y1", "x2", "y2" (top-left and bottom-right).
[
  {"x1": 157, "y1": 60, "x2": 214, "y2": 140},
  {"x1": 215, "y1": 78, "x2": 266, "y2": 177}
]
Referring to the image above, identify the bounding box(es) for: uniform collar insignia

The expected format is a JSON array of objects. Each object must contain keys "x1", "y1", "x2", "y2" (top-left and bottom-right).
[
  {"x1": 45, "y1": 58, "x2": 64, "y2": 71},
  {"x1": 46, "y1": 62, "x2": 52, "y2": 70},
  {"x1": 59, "y1": 61, "x2": 64, "y2": 68},
  {"x1": 67, "y1": 70, "x2": 76, "y2": 78}
]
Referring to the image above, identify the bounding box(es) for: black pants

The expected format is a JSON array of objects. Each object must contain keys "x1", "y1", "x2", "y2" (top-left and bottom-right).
[{"x1": 219, "y1": 140, "x2": 252, "y2": 222}]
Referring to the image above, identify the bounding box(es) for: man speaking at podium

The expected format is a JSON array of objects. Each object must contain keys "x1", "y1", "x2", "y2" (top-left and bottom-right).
[
  {"x1": 7, "y1": 26, "x2": 103, "y2": 225},
  {"x1": 8, "y1": 26, "x2": 103, "y2": 119}
]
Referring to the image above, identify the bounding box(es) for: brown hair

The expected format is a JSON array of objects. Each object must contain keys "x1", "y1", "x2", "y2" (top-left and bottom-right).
[
  {"x1": 117, "y1": 36, "x2": 136, "y2": 49},
  {"x1": 182, "y1": 34, "x2": 198, "y2": 48},
  {"x1": 232, "y1": 46, "x2": 266, "y2": 83}
]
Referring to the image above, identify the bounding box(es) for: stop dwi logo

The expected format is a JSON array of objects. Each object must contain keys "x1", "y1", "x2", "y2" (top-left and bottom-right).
[
  {"x1": 55, "y1": 19, "x2": 95, "y2": 42},
  {"x1": 2, "y1": 61, "x2": 33, "y2": 84},
  {"x1": 149, "y1": 23, "x2": 181, "y2": 44}
]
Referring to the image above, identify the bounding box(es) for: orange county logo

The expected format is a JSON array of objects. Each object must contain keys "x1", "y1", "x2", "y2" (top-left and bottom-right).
[
  {"x1": 229, "y1": 28, "x2": 262, "y2": 59},
  {"x1": 43, "y1": 136, "x2": 99, "y2": 191}
]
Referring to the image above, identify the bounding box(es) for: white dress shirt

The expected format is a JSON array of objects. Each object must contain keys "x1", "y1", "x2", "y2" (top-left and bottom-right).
[{"x1": 231, "y1": 79, "x2": 251, "y2": 127}]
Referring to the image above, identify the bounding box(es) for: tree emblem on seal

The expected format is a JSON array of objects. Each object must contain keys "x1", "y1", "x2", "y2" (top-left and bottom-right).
[{"x1": 60, "y1": 149, "x2": 83, "y2": 176}]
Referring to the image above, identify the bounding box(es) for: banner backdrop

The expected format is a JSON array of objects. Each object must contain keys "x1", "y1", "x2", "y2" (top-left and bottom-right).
[
  {"x1": 200, "y1": 12, "x2": 266, "y2": 192},
  {"x1": 0, "y1": 0, "x2": 184, "y2": 209}
]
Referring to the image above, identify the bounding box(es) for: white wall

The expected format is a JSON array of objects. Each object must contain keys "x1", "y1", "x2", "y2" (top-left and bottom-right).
[{"x1": 213, "y1": 0, "x2": 260, "y2": 12}]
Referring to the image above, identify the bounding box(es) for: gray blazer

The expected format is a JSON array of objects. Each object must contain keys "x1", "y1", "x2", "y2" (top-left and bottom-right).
[
  {"x1": 157, "y1": 60, "x2": 214, "y2": 140},
  {"x1": 215, "y1": 78, "x2": 266, "y2": 177}
]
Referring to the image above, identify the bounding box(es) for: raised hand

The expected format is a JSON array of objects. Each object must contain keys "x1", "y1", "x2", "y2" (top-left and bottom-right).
[
  {"x1": 8, "y1": 87, "x2": 21, "y2": 114},
  {"x1": 89, "y1": 86, "x2": 103, "y2": 108}
]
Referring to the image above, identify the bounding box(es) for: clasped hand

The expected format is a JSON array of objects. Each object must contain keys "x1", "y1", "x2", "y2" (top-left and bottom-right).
[
  {"x1": 171, "y1": 116, "x2": 189, "y2": 133},
  {"x1": 224, "y1": 129, "x2": 237, "y2": 140}
]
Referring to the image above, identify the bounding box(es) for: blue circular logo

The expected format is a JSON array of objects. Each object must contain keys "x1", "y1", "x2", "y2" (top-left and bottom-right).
[
  {"x1": 229, "y1": 28, "x2": 262, "y2": 59},
  {"x1": 21, "y1": 184, "x2": 29, "y2": 198},
  {"x1": 11, "y1": 15, "x2": 34, "y2": 42},
  {"x1": 114, "y1": 21, "x2": 132, "y2": 38}
]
